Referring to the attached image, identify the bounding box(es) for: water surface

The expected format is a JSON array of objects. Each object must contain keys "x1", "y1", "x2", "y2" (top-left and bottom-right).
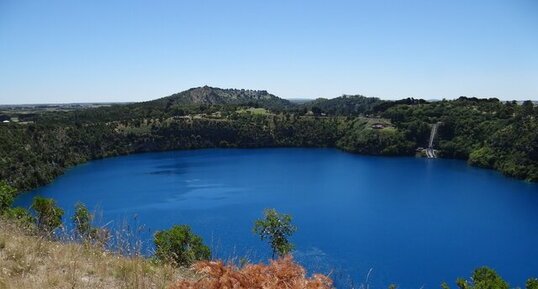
[{"x1": 16, "y1": 148, "x2": 538, "y2": 288}]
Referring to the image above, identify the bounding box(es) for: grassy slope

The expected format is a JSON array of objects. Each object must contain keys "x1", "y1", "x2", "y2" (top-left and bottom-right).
[
  {"x1": 0, "y1": 219, "x2": 334, "y2": 289},
  {"x1": 0, "y1": 219, "x2": 196, "y2": 289}
]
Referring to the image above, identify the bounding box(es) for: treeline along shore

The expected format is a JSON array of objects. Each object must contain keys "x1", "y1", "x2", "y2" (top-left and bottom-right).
[{"x1": 1, "y1": 86, "x2": 537, "y2": 192}]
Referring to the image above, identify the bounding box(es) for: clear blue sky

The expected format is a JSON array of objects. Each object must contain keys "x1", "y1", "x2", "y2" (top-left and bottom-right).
[{"x1": 1, "y1": 0, "x2": 537, "y2": 104}]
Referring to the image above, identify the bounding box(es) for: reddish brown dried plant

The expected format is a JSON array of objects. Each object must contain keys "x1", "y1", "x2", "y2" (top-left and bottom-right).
[{"x1": 170, "y1": 255, "x2": 333, "y2": 289}]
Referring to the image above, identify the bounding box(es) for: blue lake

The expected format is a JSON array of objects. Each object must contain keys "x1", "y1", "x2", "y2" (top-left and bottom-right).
[{"x1": 15, "y1": 148, "x2": 538, "y2": 288}]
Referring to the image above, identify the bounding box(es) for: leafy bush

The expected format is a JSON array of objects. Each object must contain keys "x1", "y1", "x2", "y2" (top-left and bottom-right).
[
  {"x1": 468, "y1": 147, "x2": 496, "y2": 168},
  {"x1": 253, "y1": 208, "x2": 297, "y2": 258},
  {"x1": 443, "y1": 267, "x2": 508, "y2": 289},
  {"x1": 527, "y1": 279, "x2": 538, "y2": 289},
  {"x1": 2, "y1": 207, "x2": 34, "y2": 227},
  {"x1": 31, "y1": 196, "x2": 64, "y2": 234},
  {"x1": 72, "y1": 202, "x2": 92, "y2": 239},
  {"x1": 1, "y1": 95, "x2": 536, "y2": 192},
  {"x1": 153, "y1": 225, "x2": 210, "y2": 266},
  {"x1": 470, "y1": 267, "x2": 509, "y2": 289},
  {"x1": 0, "y1": 181, "x2": 16, "y2": 213},
  {"x1": 72, "y1": 202, "x2": 109, "y2": 245}
]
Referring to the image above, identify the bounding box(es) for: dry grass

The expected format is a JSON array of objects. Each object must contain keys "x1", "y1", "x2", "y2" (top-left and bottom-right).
[
  {"x1": 171, "y1": 255, "x2": 333, "y2": 289},
  {"x1": 0, "y1": 218, "x2": 195, "y2": 289},
  {"x1": 0, "y1": 219, "x2": 333, "y2": 289}
]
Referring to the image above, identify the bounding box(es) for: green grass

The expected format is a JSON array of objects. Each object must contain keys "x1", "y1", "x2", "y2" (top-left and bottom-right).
[{"x1": 236, "y1": 107, "x2": 270, "y2": 115}]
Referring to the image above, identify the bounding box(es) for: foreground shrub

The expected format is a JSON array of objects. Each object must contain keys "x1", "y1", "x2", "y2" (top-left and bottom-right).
[
  {"x1": 527, "y1": 279, "x2": 538, "y2": 289},
  {"x1": 442, "y1": 267, "x2": 537, "y2": 289},
  {"x1": 170, "y1": 255, "x2": 333, "y2": 289},
  {"x1": 72, "y1": 202, "x2": 109, "y2": 245},
  {"x1": 72, "y1": 202, "x2": 92, "y2": 238},
  {"x1": 154, "y1": 225, "x2": 210, "y2": 266},
  {"x1": 0, "y1": 180, "x2": 16, "y2": 213},
  {"x1": 443, "y1": 267, "x2": 508, "y2": 289},
  {"x1": 2, "y1": 207, "x2": 34, "y2": 227},
  {"x1": 253, "y1": 208, "x2": 297, "y2": 258},
  {"x1": 31, "y1": 196, "x2": 64, "y2": 234}
]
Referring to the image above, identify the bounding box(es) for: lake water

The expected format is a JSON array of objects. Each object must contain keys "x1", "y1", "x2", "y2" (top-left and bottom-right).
[{"x1": 15, "y1": 148, "x2": 538, "y2": 288}]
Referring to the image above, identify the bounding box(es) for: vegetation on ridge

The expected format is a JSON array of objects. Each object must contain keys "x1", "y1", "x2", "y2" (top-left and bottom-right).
[
  {"x1": 1, "y1": 89, "x2": 531, "y2": 287},
  {"x1": 306, "y1": 94, "x2": 385, "y2": 116},
  {"x1": 149, "y1": 86, "x2": 295, "y2": 111},
  {"x1": 0, "y1": 87, "x2": 536, "y2": 193}
]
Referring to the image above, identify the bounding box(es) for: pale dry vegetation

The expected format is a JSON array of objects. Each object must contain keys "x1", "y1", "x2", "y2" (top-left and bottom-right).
[
  {"x1": 0, "y1": 218, "x2": 195, "y2": 289},
  {"x1": 0, "y1": 219, "x2": 334, "y2": 289},
  {"x1": 172, "y1": 256, "x2": 333, "y2": 289}
]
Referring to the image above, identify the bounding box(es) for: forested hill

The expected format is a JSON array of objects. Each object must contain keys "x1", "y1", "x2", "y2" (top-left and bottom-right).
[
  {"x1": 145, "y1": 86, "x2": 295, "y2": 111},
  {"x1": 0, "y1": 88, "x2": 537, "y2": 191},
  {"x1": 304, "y1": 95, "x2": 385, "y2": 116}
]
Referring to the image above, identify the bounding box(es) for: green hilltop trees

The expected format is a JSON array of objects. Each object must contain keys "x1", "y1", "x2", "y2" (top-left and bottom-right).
[{"x1": 1, "y1": 92, "x2": 536, "y2": 193}]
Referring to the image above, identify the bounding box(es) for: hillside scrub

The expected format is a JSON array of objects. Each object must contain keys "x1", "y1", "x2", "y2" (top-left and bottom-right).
[
  {"x1": 2, "y1": 215, "x2": 537, "y2": 289},
  {"x1": 154, "y1": 225, "x2": 211, "y2": 266},
  {"x1": 1, "y1": 185, "x2": 536, "y2": 288},
  {"x1": 1, "y1": 193, "x2": 334, "y2": 289},
  {"x1": 170, "y1": 256, "x2": 333, "y2": 289},
  {"x1": 0, "y1": 217, "x2": 195, "y2": 289},
  {"x1": 72, "y1": 202, "x2": 109, "y2": 245},
  {"x1": 31, "y1": 196, "x2": 64, "y2": 234},
  {"x1": 0, "y1": 181, "x2": 16, "y2": 212},
  {"x1": 0, "y1": 217, "x2": 333, "y2": 289},
  {"x1": 1, "y1": 90, "x2": 537, "y2": 193},
  {"x1": 443, "y1": 267, "x2": 537, "y2": 289}
]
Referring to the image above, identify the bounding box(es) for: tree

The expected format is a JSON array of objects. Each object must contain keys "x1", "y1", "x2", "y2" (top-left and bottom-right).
[
  {"x1": 253, "y1": 208, "x2": 297, "y2": 258},
  {"x1": 311, "y1": 106, "x2": 323, "y2": 115},
  {"x1": 3, "y1": 207, "x2": 34, "y2": 227},
  {"x1": 31, "y1": 196, "x2": 64, "y2": 234},
  {"x1": 72, "y1": 202, "x2": 93, "y2": 239},
  {"x1": 521, "y1": 100, "x2": 535, "y2": 116},
  {"x1": 154, "y1": 225, "x2": 211, "y2": 266},
  {"x1": 443, "y1": 267, "x2": 509, "y2": 289},
  {"x1": 71, "y1": 202, "x2": 109, "y2": 245},
  {"x1": 0, "y1": 180, "x2": 16, "y2": 213},
  {"x1": 527, "y1": 278, "x2": 538, "y2": 289},
  {"x1": 471, "y1": 267, "x2": 509, "y2": 289}
]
